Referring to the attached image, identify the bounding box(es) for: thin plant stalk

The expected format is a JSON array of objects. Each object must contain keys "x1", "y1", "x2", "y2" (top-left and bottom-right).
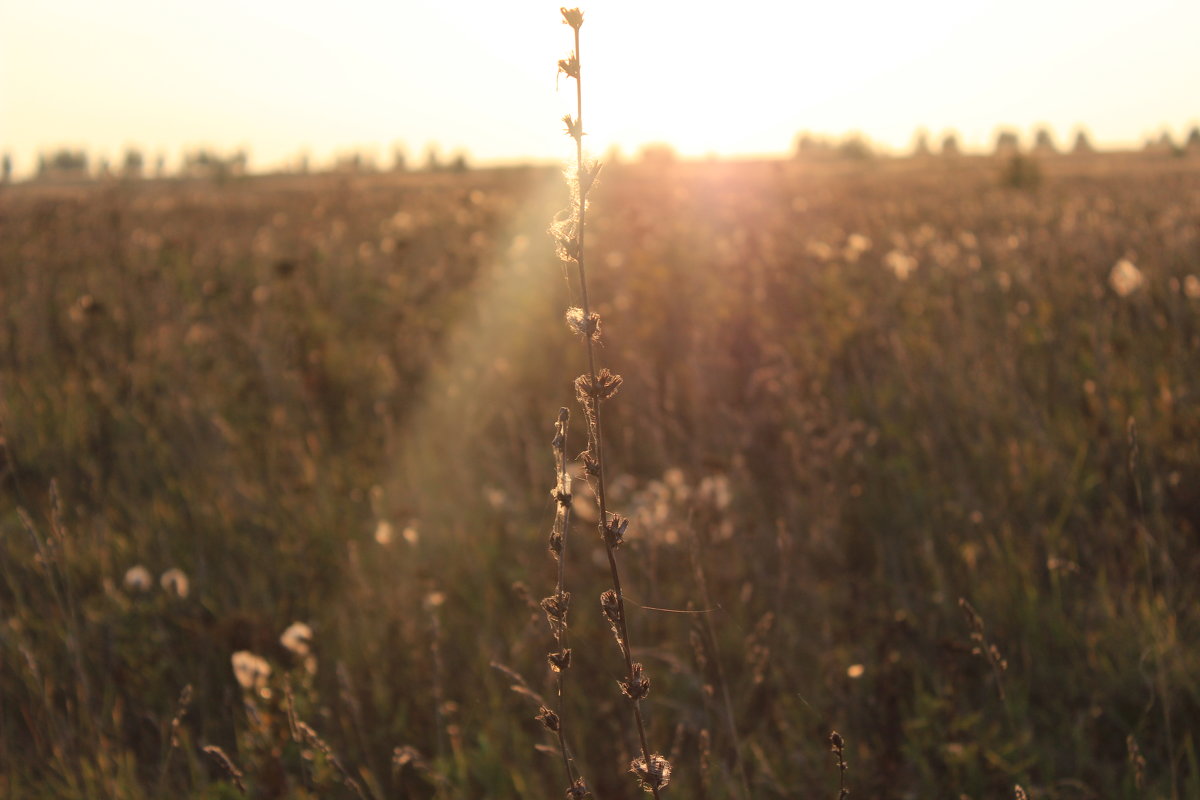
[
  {"x1": 556, "y1": 8, "x2": 670, "y2": 796},
  {"x1": 540, "y1": 407, "x2": 588, "y2": 798}
]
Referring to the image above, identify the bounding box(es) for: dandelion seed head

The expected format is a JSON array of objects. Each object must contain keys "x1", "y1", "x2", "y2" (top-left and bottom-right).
[
  {"x1": 280, "y1": 622, "x2": 313, "y2": 656},
  {"x1": 884, "y1": 250, "x2": 918, "y2": 281},
  {"x1": 160, "y1": 567, "x2": 189, "y2": 599},
  {"x1": 847, "y1": 232, "x2": 873, "y2": 253},
  {"x1": 231, "y1": 651, "x2": 271, "y2": 690},
  {"x1": 663, "y1": 467, "x2": 685, "y2": 490},
  {"x1": 697, "y1": 474, "x2": 732, "y2": 510},
  {"x1": 1109, "y1": 258, "x2": 1145, "y2": 297},
  {"x1": 124, "y1": 565, "x2": 152, "y2": 593}
]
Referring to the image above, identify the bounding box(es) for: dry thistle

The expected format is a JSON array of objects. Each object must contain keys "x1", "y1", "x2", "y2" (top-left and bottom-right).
[
  {"x1": 491, "y1": 661, "x2": 589, "y2": 797},
  {"x1": 559, "y1": 56, "x2": 580, "y2": 82},
  {"x1": 958, "y1": 597, "x2": 1008, "y2": 700},
  {"x1": 536, "y1": 705, "x2": 562, "y2": 733},
  {"x1": 602, "y1": 513, "x2": 629, "y2": 549},
  {"x1": 565, "y1": 307, "x2": 601, "y2": 341},
  {"x1": 561, "y1": 7, "x2": 584, "y2": 29},
  {"x1": 630, "y1": 754, "x2": 673, "y2": 793},
  {"x1": 620, "y1": 661, "x2": 651, "y2": 701},
  {"x1": 538, "y1": 406, "x2": 590, "y2": 798},
  {"x1": 541, "y1": 590, "x2": 572, "y2": 638},
  {"x1": 828, "y1": 730, "x2": 849, "y2": 799},
  {"x1": 552, "y1": 7, "x2": 669, "y2": 795}
]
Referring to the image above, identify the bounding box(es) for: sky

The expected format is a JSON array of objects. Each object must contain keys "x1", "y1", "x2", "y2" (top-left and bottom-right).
[{"x1": 2, "y1": 0, "x2": 1198, "y2": 176}]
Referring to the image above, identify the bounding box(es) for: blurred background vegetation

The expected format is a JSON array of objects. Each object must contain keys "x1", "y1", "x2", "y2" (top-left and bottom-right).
[{"x1": 1, "y1": 153, "x2": 1198, "y2": 799}]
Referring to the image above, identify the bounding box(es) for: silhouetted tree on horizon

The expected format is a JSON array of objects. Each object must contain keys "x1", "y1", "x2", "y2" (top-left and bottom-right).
[
  {"x1": 941, "y1": 132, "x2": 960, "y2": 157},
  {"x1": 837, "y1": 134, "x2": 874, "y2": 161},
  {"x1": 994, "y1": 129, "x2": 1020, "y2": 157},
  {"x1": 1033, "y1": 127, "x2": 1057, "y2": 155},
  {"x1": 123, "y1": 148, "x2": 144, "y2": 178},
  {"x1": 1185, "y1": 126, "x2": 1200, "y2": 153},
  {"x1": 38, "y1": 149, "x2": 89, "y2": 180},
  {"x1": 795, "y1": 131, "x2": 835, "y2": 159},
  {"x1": 1071, "y1": 129, "x2": 1094, "y2": 155},
  {"x1": 424, "y1": 144, "x2": 441, "y2": 172},
  {"x1": 1145, "y1": 131, "x2": 1179, "y2": 155},
  {"x1": 183, "y1": 148, "x2": 247, "y2": 179},
  {"x1": 912, "y1": 129, "x2": 932, "y2": 157}
]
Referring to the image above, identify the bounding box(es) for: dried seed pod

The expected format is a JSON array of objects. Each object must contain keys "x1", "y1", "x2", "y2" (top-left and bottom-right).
[
  {"x1": 541, "y1": 592, "x2": 572, "y2": 636},
  {"x1": 565, "y1": 307, "x2": 602, "y2": 341},
  {"x1": 600, "y1": 590, "x2": 624, "y2": 646},
  {"x1": 547, "y1": 648, "x2": 572, "y2": 672},
  {"x1": 562, "y1": 112, "x2": 583, "y2": 139},
  {"x1": 600, "y1": 590, "x2": 621, "y2": 623},
  {"x1": 566, "y1": 778, "x2": 591, "y2": 798},
  {"x1": 575, "y1": 369, "x2": 623, "y2": 403},
  {"x1": 829, "y1": 730, "x2": 849, "y2": 799},
  {"x1": 536, "y1": 706, "x2": 561, "y2": 733},
  {"x1": 560, "y1": 7, "x2": 584, "y2": 29},
  {"x1": 620, "y1": 662, "x2": 650, "y2": 701},
  {"x1": 602, "y1": 513, "x2": 629, "y2": 549},
  {"x1": 558, "y1": 54, "x2": 580, "y2": 81},
  {"x1": 630, "y1": 754, "x2": 672, "y2": 792}
]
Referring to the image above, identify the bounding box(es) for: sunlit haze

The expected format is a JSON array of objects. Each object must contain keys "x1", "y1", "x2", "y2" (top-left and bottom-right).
[{"x1": 3, "y1": 0, "x2": 1198, "y2": 176}]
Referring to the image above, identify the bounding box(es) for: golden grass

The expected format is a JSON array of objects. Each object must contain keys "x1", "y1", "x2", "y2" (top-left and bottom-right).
[{"x1": 1, "y1": 146, "x2": 1199, "y2": 797}]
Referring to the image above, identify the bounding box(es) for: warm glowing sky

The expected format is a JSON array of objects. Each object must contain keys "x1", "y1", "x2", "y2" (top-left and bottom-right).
[{"x1": 2, "y1": 0, "x2": 1197, "y2": 175}]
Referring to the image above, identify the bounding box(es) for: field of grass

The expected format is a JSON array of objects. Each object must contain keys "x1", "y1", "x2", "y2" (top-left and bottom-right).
[{"x1": 1, "y1": 152, "x2": 1198, "y2": 799}]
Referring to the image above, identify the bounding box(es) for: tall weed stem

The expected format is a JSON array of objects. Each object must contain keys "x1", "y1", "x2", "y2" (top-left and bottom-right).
[
  {"x1": 540, "y1": 407, "x2": 588, "y2": 798},
  {"x1": 555, "y1": 8, "x2": 671, "y2": 795}
]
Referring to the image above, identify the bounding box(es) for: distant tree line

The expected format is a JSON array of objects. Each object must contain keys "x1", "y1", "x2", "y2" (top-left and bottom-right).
[
  {"x1": 7, "y1": 143, "x2": 475, "y2": 183},
  {"x1": 4, "y1": 125, "x2": 1198, "y2": 185},
  {"x1": 794, "y1": 125, "x2": 1200, "y2": 161}
]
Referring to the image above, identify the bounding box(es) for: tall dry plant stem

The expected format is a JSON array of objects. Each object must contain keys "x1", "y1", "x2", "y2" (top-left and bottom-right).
[
  {"x1": 539, "y1": 407, "x2": 589, "y2": 799},
  {"x1": 828, "y1": 731, "x2": 849, "y2": 800},
  {"x1": 555, "y1": 7, "x2": 670, "y2": 796}
]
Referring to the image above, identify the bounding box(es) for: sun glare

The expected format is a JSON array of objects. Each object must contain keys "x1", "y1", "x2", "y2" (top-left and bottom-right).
[{"x1": 1, "y1": 0, "x2": 1196, "y2": 172}]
